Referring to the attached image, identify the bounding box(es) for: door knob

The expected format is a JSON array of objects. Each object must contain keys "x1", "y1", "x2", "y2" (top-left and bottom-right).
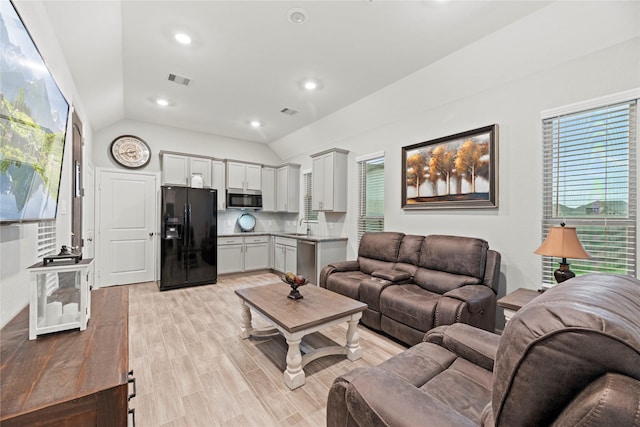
[
  {"x1": 87, "y1": 238, "x2": 93, "y2": 242},
  {"x1": 149, "y1": 232, "x2": 154, "y2": 236}
]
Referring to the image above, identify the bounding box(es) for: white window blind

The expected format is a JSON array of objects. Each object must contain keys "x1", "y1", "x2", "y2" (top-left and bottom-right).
[
  {"x1": 358, "y1": 155, "x2": 385, "y2": 244},
  {"x1": 303, "y1": 172, "x2": 318, "y2": 222},
  {"x1": 37, "y1": 220, "x2": 58, "y2": 294},
  {"x1": 541, "y1": 99, "x2": 637, "y2": 284},
  {"x1": 37, "y1": 220, "x2": 57, "y2": 258}
]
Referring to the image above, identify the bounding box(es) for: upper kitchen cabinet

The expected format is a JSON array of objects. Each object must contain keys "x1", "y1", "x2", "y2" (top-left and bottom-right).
[
  {"x1": 211, "y1": 160, "x2": 226, "y2": 210},
  {"x1": 227, "y1": 161, "x2": 261, "y2": 191},
  {"x1": 161, "y1": 152, "x2": 212, "y2": 188},
  {"x1": 276, "y1": 164, "x2": 300, "y2": 213},
  {"x1": 311, "y1": 148, "x2": 349, "y2": 212},
  {"x1": 262, "y1": 167, "x2": 276, "y2": 212}
]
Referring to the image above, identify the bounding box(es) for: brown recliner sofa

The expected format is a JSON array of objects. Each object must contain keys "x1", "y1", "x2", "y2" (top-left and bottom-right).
[
  {"x1": 327, "y1": 273, "x2": 640, "y2": 426},
  {"x1": 319, "y1": 232, "x2": 501, "y2": 345}
]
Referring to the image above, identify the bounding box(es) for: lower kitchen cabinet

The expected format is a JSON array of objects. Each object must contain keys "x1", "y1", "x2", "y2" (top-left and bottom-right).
[
  {"x1": 218, "y1": 236, "x2": 244, "y2": 274},
  {"x1": 274, "y1": 236, "x2": 297, "y2": 274},
  {"x1": 244, "y1": 236, "x2": 270, "y2": 271},
  {"x1": 0, "y1": 287, "x2": 132, "y2": 427},
  {"x1": 218, "y1": 235, "x2": 270, "y2": 274}
]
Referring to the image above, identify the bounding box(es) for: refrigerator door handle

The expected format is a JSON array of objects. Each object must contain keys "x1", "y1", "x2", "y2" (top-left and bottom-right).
[{"x1": 183, "y1": 204, "x2": 188, "y2": 246}]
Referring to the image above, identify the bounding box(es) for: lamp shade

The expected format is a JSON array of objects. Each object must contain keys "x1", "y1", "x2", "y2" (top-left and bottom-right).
[{"x1": 534, "y1": 225, "x2": 591, "y2": 259}]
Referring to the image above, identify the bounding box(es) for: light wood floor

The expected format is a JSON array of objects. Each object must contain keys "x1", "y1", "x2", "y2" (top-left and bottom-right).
[{"x1": 128, "y1": 273, "x2": 407, "y2": 427}]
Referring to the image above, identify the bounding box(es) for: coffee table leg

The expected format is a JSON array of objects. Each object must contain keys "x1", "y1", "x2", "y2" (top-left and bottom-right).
[
  {"x1": 239, "y1": 300, "x2": 253, "y2": 339},
  {"x1": 284, "y1": 334, "x2": 305, "y2": 389},
  {"x1": 345, "y1": 314, "x2": 362, "y2": 361}
]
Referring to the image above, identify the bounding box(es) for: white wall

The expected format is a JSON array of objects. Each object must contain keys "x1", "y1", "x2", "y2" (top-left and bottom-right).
[
  {"x1": 1, "y1": 1, "x2": 93, "y2": 327},
  {"x1": 269, "y1": 1, "x2": 640, "y2": 295},
  {"x1": 93, "y1": 119, "x2": 282, "y2": 172}
]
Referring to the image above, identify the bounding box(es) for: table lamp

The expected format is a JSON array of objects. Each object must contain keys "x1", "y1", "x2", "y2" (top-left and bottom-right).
[{"x1": 534, "y1": 223, "x2": 591, "y2": 283}]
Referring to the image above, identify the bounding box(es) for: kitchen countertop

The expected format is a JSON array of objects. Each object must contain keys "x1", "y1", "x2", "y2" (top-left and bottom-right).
[{"x1": 218, "y1": 231, "x2": 348, "y2": 242}]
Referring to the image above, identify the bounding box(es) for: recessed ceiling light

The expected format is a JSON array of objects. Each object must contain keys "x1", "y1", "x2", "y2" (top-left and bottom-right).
[
  {"x1": 288, "y1": 8, "x2": 307, "y2": 24},
  {"x1": 303, "y1": 80, "x2": 318, "y2": 91},
  {"x1": 174, "y1": 33, "x2": 191, "y2": 45},
  {"x1": 156, "y1": 99, "x2": 169, "y2": 107},
  {"x1": 250, "y1": 120, "x2": 262, "y2": 128}
]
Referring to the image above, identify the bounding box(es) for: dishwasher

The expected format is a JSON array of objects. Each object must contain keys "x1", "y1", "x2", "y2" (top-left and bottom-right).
[{"x1": 297, "y1": 240, "x2": 317, "y2": 284}]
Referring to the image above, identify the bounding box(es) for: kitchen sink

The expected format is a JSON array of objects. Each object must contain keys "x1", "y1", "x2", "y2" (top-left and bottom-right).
[{"x1": 283, "y1": 233, "x2": 309, "y2": 237}]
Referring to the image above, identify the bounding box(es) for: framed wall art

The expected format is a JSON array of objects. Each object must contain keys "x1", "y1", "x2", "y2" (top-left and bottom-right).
[{"x1": 402, "y1": 124, "x2": 498, "y2": 209}]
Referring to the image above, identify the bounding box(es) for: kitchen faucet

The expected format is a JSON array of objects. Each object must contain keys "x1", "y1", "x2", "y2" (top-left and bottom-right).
[{"x1": 299, "y1": 217, "x2": 311, "y2": 235}]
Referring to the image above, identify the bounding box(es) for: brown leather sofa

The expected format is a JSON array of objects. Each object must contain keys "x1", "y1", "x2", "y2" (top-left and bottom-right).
[
  {"x1": 327, "y1": 273, "x2": 640, "y2": 426},
  {"x1": 319, "y1": 232, "x2": 501, "y2": 345}
]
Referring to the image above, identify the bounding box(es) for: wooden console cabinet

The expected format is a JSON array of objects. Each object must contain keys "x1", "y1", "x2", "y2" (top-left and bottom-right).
[{"x1": 1, "y1": 286, "x2": 130, "y2": 426}]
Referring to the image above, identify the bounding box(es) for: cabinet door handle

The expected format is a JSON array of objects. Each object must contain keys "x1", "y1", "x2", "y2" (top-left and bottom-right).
[{"x1": 128, "y1": 370, "x2": 136, "y2": 401}]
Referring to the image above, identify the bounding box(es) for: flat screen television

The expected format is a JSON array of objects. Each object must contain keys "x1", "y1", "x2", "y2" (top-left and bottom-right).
[{"x1": 0, "y1": 0, "x2": 70, "y2": 223}]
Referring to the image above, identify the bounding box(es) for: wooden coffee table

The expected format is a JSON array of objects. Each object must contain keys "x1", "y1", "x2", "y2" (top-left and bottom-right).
[{"x1": 235, "y1": 282, "x2": 367, "y2": 389}]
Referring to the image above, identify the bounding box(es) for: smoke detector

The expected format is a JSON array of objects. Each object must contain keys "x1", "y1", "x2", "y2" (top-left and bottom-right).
[
  {"x1": 288, "y1": 8, "x2": 307, "y2": 24},
  {"x1": 280, "y1": 108, "x2": 299, "y2": 116}
]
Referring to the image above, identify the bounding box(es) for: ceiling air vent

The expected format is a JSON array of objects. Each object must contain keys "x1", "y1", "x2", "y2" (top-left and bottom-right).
[
  {"x1": 280, "y1": 108, "x2": 298, "y2": 116},
  {"x1": 168, "y1": 73, "x2": 191, "y2": 86}
]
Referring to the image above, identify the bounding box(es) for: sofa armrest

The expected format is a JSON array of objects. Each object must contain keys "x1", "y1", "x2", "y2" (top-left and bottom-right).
[
  {"x1": 371, "y1": 269, "x2": 411, "y2": 283},
  {"x1": 424, "y1": 323, "x2": 499, "y2": 371},
  {"x1": 319, "y1": 260, "x2": 360, "y2": 288},
  {"x1": 328, "y1": 368, "x2": 476, "y2": 427},
  {"x1": 328, "y1": 260, "x2": 361, "y2": 272},
  {"x1": 435, "y1": 285, "x2": 497, "y2": 333},
  {"x1": 442, "y1": 285, "x2": 495, "y2": 313}
]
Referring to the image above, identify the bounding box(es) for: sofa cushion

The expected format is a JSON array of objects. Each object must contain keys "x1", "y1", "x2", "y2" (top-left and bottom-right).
[
  {"x1": 397, "y1": 234, "x2": 424, "y2": 265},
  {"x1": 325, "y1": 270, "x2": 371, "y2": 300},
  {"x1": 419, "y1": 235, "x2": 488, "y2": 279},
  {"x1": 379, "y1": 284, "x2": 439, "y2": 332},
  {"x1": 414, "y1": 268, "x2": 481, "y2": 294},
  {"x1": 358, "y1": 257, "x2": 395, "y2": 275},
  {"x1": 358, "y1": 232, "x2": 404, "y2": 264}
]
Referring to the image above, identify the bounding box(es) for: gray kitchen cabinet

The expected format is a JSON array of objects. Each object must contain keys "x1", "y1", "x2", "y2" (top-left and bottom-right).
[
  {"x1": 161, "y1": 153, "x2": 212, "y2": 188},
  {"x1": 274, "y1": 236, "x2": 297, "y2": 274},
  {"x1": 243, "y1": 236, "x2": 270, "y2": 271},
  {"x1": 211, "y1": 160, "x2": 226, "y2": 210},
  {"x1": 218, "y1": 235, "x2": 270, "y2": 274},
  {"x1": 227, "y1": 161, "x2": 261, "y2": 191},
  {"x1": 311, "y1": 148, "x2": 348, "y2": 212},
  {"x1": 276, "y1": 164, "x2": 300, "y2": 213},
  {"x1": 261, "y1": 167, "x2": 276, "y2": 212},
  {"x1": 217, "y1": 237, "x2": 244, "y2": 274}
]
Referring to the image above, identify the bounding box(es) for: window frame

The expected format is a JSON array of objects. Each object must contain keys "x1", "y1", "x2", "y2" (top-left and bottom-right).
[
  {"x1": 540, "y1": 89, "x2": 639, "y2": 285},
  {"x1": 357, "y1": 151, "x2": 385, "y2": 245},
  {"x1": 302, "y1": 170, "x2": 318, "y2": 223}
]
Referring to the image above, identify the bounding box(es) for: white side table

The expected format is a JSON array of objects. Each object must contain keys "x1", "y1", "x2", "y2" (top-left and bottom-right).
[{"x1": 28, "y1": 258, "x2": 94, "y2": 340}]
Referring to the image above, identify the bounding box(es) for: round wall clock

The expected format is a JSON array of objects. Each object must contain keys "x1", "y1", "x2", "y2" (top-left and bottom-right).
[{"x1": 109, "y1": 135, "x2": 151, "y2": 169}]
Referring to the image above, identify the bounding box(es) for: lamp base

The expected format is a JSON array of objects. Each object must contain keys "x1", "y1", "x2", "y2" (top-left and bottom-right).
[{"x1": 554, "y1": 263, "x2": 575, "y2": 283}]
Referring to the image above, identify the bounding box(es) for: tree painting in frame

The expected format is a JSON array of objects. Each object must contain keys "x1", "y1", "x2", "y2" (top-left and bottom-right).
[{"x1": 402, "y1": 124, "x2": 498, "y2": 209}]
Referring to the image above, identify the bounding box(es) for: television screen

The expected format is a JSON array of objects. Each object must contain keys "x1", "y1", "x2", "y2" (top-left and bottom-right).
[{"x1": 0, "y1": 0, "x2": 70, "y2": 223}]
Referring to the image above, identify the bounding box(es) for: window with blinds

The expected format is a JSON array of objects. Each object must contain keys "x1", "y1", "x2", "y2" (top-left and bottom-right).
[
  {"x1": 37, "y1": 220, "x2": 58, "y2": 294},
  {"x1": 37, "y1": 220, "x2": 57, "y2": 258},
  {"x1": 303, "y1": 172, "x2": 318, "y2": 222},
  {"x1": 358, "y1": 154, "x2": 385, "y2": 244},
  {"x1": 541, "y1": 99, "x2": 637, "y2": 285}
]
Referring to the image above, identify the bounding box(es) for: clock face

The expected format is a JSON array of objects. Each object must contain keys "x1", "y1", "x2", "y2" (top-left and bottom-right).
[{"x1": 110, "y1": 135, "x2": 151, "y2": 169}]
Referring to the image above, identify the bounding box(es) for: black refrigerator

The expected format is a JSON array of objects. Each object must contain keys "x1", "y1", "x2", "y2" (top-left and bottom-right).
[{"x1": 160, "y1": 186, "x2": 217, "y2": 291}]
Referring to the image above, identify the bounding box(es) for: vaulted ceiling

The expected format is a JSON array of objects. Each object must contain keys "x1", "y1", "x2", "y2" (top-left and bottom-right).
[{"x1": 42, "y1": 1, "x2": 549, "y2": 143}]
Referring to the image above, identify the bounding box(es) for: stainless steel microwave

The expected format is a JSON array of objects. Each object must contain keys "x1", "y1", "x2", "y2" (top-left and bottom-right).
[{"x1": 226, "y1": 191, "x2": 262, "y2": 209}]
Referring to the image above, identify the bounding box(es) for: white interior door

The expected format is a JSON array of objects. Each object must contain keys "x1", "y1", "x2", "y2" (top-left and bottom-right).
[
  {"x1": 84, "y1": 163, "x2": 95, "y2": 258},
  {"x1": 97, "y1": 169, "x2": 157, "y2": 287}
]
